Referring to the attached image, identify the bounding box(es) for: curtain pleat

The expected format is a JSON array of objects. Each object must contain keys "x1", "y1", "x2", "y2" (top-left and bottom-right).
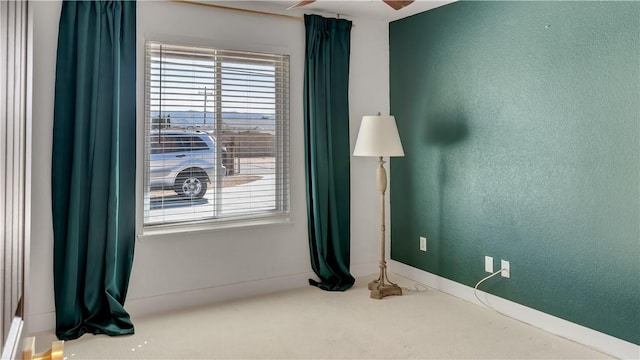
[
  {"x1": 52, "y1": 0, "x2": 136, "y2": 340},
  {"x1": 303, "y1": 14, "x2": 355, "y2": 291}
]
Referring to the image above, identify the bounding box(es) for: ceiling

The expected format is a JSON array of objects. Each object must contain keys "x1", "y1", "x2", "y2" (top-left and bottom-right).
[{"x1": 203, "y1": 1, "x2": 455, "y2": 22}]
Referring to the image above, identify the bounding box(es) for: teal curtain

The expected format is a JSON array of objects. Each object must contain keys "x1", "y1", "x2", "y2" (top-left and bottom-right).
[
  {"x1": 303, "y1": 14, "x2": 355, "y2": 291},
  {"x1": 51, "y1": 0, "x2": 136, "y2": 340}
]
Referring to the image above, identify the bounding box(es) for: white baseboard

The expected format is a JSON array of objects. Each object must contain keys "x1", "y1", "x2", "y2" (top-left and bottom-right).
[
  {"x1": 1, "y1": 317, "x2": 24, "y2": 360},
  {"x1": 127, "y1": 262, "x2": 378, "y2": 318},
  {"x1": 25, "y1": 310, "x2": 54, "y2": 336},
  {"x1": 27, "y1": 273, "x2": 316, "y2": 335},
  {"x1": 390, "y1": 260, "x2": 640, "y2": 360},
  {"x1": 126, "y1": 271, "x2": 317, "y2": 317},
  {"x1": 26, "y1": 265, "x2": 376, "y2": 335},
  {"x1": 350, "y1": 261, "x2": 379, "y2": 278},
  {"x1": 26, "y1": 261, "x2": 638, "y2": 359},
  {"x1": 126, "y1": 261, "x2": 381, "y2": 317}
]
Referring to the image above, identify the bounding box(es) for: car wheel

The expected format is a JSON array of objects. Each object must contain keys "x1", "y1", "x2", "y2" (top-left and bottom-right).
[{"x1": 175, "y1": 170, "x2": 208, "y2": 199}]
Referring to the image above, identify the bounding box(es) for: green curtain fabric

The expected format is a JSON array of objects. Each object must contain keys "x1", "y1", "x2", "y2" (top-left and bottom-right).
[
  {"x1": 303, "y1": 14, "x2": 355, "y2": 291},
  {"x1": 51, "y1": 0, "x2": 136, "y2": 340}
]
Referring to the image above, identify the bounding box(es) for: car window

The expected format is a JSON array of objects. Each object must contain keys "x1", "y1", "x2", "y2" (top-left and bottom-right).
[
  {"x1": 191, "y1": 136, "x2": 210, "y2": 150},
  {"x1": 168, "y1": 136, "x2": 191, "y2": 153},
  {"x1": 150, "y1": 135, "x2": 189, "y2": 154},
  {"x1": 150, "y1": 134, "x2": 212, "y2": 154}
]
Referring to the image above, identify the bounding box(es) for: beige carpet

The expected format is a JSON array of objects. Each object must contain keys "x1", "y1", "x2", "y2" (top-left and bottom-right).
[{"x1": 33, "y1": 275, "x2": 611, "y2": 359}]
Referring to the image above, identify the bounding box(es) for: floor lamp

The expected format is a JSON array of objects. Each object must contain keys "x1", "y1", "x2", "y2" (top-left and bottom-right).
[{"x1": 353, "y1": 114, "x2": 405, "y2": 299}]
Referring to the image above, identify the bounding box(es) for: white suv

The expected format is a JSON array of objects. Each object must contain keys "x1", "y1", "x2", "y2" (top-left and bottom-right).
[{"x1": 148, "y1": 130, "x2": 224, "y2": 199}]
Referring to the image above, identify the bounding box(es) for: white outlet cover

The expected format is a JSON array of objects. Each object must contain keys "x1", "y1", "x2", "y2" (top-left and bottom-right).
[
  {"x1": 501, "y1": 259, "x2": 510, "y2": 278},
  {"x1": 485, "y1": 256, "x2": 493, "y2": 273},
  {"x1": 419, "y1": 236, "x2": 427, "y2": 252}
]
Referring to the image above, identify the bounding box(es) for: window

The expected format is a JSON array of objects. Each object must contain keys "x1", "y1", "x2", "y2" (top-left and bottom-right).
[{"x1": 144, "y1": 41, "x2": 290, "y2": 228}]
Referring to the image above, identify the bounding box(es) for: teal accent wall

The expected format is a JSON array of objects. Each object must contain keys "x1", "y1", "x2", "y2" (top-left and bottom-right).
[{"x1": 389, "y1": 1, "x2": 639, "y2": 344}]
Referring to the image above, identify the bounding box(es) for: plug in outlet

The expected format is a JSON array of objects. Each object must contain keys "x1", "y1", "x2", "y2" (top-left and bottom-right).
[
  {"x1": 419, "y1": 236, "x2": 427, "y2": 252},
  {"x1": 501, "y1": 260, "x2": 510, "y2": 278},
  {"x1": 484, "y1": 256, "x2": 494, "y2": 273}
]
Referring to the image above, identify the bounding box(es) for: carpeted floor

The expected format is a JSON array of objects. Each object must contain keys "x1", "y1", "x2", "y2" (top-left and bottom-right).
[{"x1": 33, "y1": 275, "x2": 611, "y2": 359}]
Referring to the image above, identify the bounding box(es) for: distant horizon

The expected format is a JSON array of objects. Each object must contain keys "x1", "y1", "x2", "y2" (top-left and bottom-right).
[
  {"x1": 150, "y1": 110, "x2": 276, "y2": 131},
  {"x1": 151, "y1": 110, "x2": 275, "y2": 118}
]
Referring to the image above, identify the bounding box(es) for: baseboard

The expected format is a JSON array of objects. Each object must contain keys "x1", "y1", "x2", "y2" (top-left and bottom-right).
[
  {"x1": 26, "y1": 264, "x2": 377, "y2": 335},
  {"x1": 128, "y1": 271, "x2": 321, "y2": 318},
  {"x1": 25, "y1": 260, "x2": 638, "y2": 359},
  {"x1": 26, "y1": 272, "x2": 317, "y2": 335},
  {"x1": 1, "y1": 317, "x2": 24, "y2": 360},
  {"x1": 25, "y1": 310, "x2": 55, "y2": 336},
  {"x1": 390, "y1": 260, "x2": 640, "y2": 360},
  {"x1": 350, "y1": 260, "x2": 380, "y2": 278},
  {"x1": 126, "y1": 262, "x2": 380, "y2": 318}
]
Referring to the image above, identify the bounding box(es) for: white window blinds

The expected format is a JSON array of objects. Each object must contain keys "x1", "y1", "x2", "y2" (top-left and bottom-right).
[{"x1": 144, "y1": 41, "x2": 290, "y2": 228}]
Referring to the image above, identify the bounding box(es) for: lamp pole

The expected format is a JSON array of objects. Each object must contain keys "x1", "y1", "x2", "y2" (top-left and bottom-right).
[{"x1": 367, "y1": 156, "x2": 402, "y2": 299}]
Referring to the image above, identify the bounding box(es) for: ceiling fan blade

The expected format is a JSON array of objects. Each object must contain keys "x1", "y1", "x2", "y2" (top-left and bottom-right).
[
  {"x1": 287, "y1": 0, "x2": 316, "y2": 10},
  {"x1": 382, "y1": 0, "x2": 415, "y2": 10}
]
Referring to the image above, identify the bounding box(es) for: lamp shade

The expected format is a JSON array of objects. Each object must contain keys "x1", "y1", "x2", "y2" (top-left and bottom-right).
[{"x1": 353, "y1": 115, "x2": 405, "y2": 157}]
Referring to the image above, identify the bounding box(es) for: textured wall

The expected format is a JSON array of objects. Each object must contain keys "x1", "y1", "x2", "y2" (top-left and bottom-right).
[{"x1": 389, "y1": 1, "x2": 639, "y2": 344}]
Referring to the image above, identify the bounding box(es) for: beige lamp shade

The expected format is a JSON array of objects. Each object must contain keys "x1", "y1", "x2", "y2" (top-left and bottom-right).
[{"x1": 353, "y1": 115, "x2": 405, "y2": 157}]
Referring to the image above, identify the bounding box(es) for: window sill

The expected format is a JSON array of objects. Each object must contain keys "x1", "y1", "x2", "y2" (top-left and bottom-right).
[{"x1": 138, "y1": 213, "x2": 293, "y2": 240}]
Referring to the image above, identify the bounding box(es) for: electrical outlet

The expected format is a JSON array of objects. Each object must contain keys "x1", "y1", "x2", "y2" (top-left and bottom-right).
[
  {"x1": 501, "y1": 259, "x2": 510, "y2": 278},
  {"x1": 419, "y1": 236, "x2": 427, "y2": 252},
  {"x1": 485, "y1": 256, "x2": 494, "y2": 273}
]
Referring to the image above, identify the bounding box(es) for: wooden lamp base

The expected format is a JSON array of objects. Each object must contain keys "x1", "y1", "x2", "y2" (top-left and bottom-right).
[{"x1": 369, "y1": 280, "x2": 402, "y2": 299}]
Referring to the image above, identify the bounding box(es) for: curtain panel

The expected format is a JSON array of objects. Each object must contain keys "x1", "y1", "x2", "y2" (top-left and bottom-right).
[
  {"x1": 51, "y1": 0, "x2": 136, "y2": 340},
  {"x1": 303, "y1": 14, "x2": 355, "y2": 291}
]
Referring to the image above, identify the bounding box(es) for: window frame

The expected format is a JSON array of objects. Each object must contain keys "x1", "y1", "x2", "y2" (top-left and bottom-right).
[{"x1": 141, "y1": 40, "x2": 291, "y2": 234}]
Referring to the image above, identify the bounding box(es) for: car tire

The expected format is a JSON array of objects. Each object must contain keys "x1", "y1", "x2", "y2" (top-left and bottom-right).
[{"x1": 175, "y1": 169, "x2": 208, "y2": 199}]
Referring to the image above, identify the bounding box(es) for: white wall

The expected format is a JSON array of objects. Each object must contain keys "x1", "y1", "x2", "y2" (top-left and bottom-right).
[
  {"x1": 29, "y1": 0, "x2": 62, "y2": 334},
  {"x1": 28, "y1": 0, "x2": 389, "y2": 333}
]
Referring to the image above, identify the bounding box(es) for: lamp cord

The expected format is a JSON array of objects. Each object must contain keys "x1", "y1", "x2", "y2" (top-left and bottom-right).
[
  {"x1": 399, "y1": 268, "x2": 508, "y2": 299},
  {"x1": 401, "y1": 283, "x2": 428, "y2": 293},
  {"x1": 474, "y1": 269, "x2": 507, "y2": 311},
  {"x1": 397, "y1": 270, "x2": 514, "y2": 324}
]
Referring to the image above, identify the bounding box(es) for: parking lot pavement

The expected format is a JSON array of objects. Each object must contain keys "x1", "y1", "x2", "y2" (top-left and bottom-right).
[
  {"x1": 145, "y1": 157, "x2": 278, "y2": 224},
  {"x1": 145, "y1": 174, "x2": 276, "y2": 224}
]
